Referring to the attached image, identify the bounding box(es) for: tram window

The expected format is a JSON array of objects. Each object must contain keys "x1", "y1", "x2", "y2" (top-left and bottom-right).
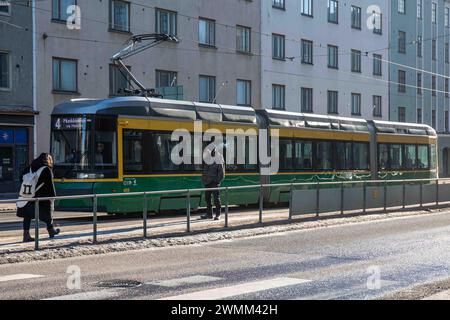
[
  {"x1": 378, "y1": 144, "x2": 389, "y2": 170},
  {"x1": 315, "y1": 141, "x2": 333, "y2": 170},
  {"x1": 150, "y1": 133, "x2": 180, "y2": 172},
  {"x1": 279, "y1": 139, "x2": 294, "y2": 171},
  {"x1": 404, "y1": 145, "x2": 416, "y2": 169},
  {"x1": 94, "y1": 117, "x2": 117, "y2": 168},
  {"x1": 431, "y1": 145, "x2": 437, "y2": 169},
  {"x1": 353, "y1": 143, "x2": 369, "y2": 170},
  {"x1": 336, "y1": 142, "x2": 353, "y2": 170},
  {"x1": 390, "y1": 144, "x2": 403, "y2": 170},
  {"x1": 417, "y1": 145, "x2": 429, "y2": 169},
  {"x1": 123, "y1": 130, "x2": 144, "y2": 173},
  {"x1": 294, "y1": 141, "x2": 312, "y2": 170}
]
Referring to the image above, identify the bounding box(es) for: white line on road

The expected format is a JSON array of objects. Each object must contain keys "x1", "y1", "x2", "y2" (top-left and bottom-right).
[
  {"x1": 159, "y1": 277, "x2": 311, "y2": 300},
  {"x1": 43, "y1": 289, "x2": 122, "y2": 300},
  {"x1": 147, "y1": 275, "x2": 223, "y2": 288},
  {"x1": 0, "y1": 274, "x2": 44, "y2": 282}
]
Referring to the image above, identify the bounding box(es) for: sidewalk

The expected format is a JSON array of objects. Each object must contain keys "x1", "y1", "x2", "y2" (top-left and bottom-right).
[{"x1": 0, "y1": 203, "x2": 15, "y2": 213}]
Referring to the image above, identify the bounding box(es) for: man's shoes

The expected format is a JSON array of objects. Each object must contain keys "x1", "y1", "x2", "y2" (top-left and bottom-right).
[
  {"x1": 23, "y1": 231, "x2": 34, "y2": 243},
  {"x1": 47, "y1": 227, "x2": 60, "y2": 239},
  {"x1": 201, "y1": 214, "x2": 213, "y2": 220},
  {"x1": 214, "y1": 216, "x2": 221, "y2": 221}
]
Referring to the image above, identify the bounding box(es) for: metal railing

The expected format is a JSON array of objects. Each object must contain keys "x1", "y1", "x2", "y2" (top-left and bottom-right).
[{"x1": 0, "y1": 177, "x2": 448, "y2": 251}]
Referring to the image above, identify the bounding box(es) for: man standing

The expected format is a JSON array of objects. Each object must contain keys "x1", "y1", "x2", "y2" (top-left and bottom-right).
[{"x1": 201, "y1": 148, "x2": 225, "y2": 220}]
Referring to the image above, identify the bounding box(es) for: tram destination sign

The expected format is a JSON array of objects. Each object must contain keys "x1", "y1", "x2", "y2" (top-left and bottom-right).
[{"x1": 52, "y1": 117, "x2": 92, "y2": 130}]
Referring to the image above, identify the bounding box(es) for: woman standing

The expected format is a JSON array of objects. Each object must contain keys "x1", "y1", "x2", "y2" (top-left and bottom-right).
[{"x1": 17, "y1": 153, "x2": 60, "y2": 242}]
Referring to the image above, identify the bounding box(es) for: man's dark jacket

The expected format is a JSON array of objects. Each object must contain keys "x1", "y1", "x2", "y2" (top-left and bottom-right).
[{"x1": 202, "y1": 162, "x2": 225, "y2": 187}]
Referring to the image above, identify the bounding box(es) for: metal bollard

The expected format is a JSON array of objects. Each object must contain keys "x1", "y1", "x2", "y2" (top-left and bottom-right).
[
  {"x1": 316, "y1": 182, "x2": 320, "y2": 217},
  {"x1": 34, "y1": 200, "x2": 39, "y2": 251},
  {"x1": 340, "y1": 182, "x2": 344, "y2": 215},
  {"x1": 93, "y1": 195, "x2": 98, "y2": 244},
  {"x1": 420, "y1": 181, "x2": 423, "y2": 208},
  {"x1": 383, "y1": 180, "x2": 387, "y2": 212},
  {"x1": 224, "y1": 187, "x2": 229, "y2": 228},
  {"x1": 186, "y1": 190, "x2": 191, "y2": 233},
  {"x1": 436, "y1": 179, "x2": 439, "y2": 206},
  {"x1": 363, "y1": 181, "x2": 367, "y2": 214},
  {"x1": 288, "y1": 183, "x2": 293, "y2": 220},
  {"x1": 402, "y1": 181, "x2": 406, "y2": 209},
  {"x1": 259, "y1": 185, "x2": 263, "y2": 224},
  {"x1": 143, "y1": 192, "x2": 148, "y2": 238}
]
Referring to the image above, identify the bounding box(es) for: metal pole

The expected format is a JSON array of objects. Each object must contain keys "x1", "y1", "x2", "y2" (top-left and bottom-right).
[
  {"x1": 143, "y1": 192, "x2": 148, "y2": 238},
  {"x1": 384, "y1": 180, "x2": 387, "y2": 213},
  {"x1": 34, "y1": 200, "x2": 39, "y2": 251},
  {"x1": 187, "y1": 190, "x2": 191, "y2": 233},
  {"x1": 363, "y1": 181, "x2": 367, "y2": 214},
  {"x1": 436, "y1": 179, "x2": 439, "y2": 206},
  {"x1": 402, "y1": 180, "x2": 406, "y2": 209},
  {"x1": 259, "y1": 185, "x2": 263, "y2": 224},
  {"x1": 341, "y1": 182, "x2": 344, "y2": 215},
  {"x1": 289, "y1": 183, "x2": 293, "y2": 220},
  {"x1": 224, "y1": 187, "x2": 229, "y2": 228},
  {"x1": 93, "y1": 195, "x2": 98, "y2": 244},
  {"x1": 316, "y1": 182, "x2": 320, "y2": 217},
  {"x1": 420, "y1": 181, "x2": 423, "y2": 208}
]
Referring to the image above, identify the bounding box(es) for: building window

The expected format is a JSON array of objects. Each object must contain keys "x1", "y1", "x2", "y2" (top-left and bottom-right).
[
  {"x1": 432, "y1": 75, "x2": 437, "y2": 96},
  {"x1": 236, "y1": 25, "x2": 251, "y2": 53},
  {"x1": 327, "y1": 90, "x2": 338, "y2": 114},
  {"x1": 417, "y1": 0, "x2": 422, "y2": 19},
  {"x1": 351, "y1": 50, "x2": 361, "y2": 72},
  {"x1": 109, "y1": 64, "x2": 131, "y2": 96},
  {"x1": 432, "y1": 40, "x2": 437, "y2": 60},
  {"x1": 236, "y1": 80, "x2": 251, "y2": 106},
  {"x1": 272, "y1": 0, "x2": 285, "y2": 9},
  {"x1": 398, "y1": 107, "x2": 406, "y2": 122},
  {"x1": 432, "y1": 110, "x2": 437, "y2": 129},
  {"x1": 301, "y1": 87, "x2": 313, "y2": 112},
  {"x1": 52, "y1": 0, "x2": 76, "y2": 21},
  {"x1": 446, "y1": 43, "x2": 449, "y2": 63},
  {"x1": 328, "y1": 0, "x2": 338, "y2": 23},
  {"x1": 351, "y1": 93, "x2": 361, "y2": 116},
  {"x1": 199, "y1": 18, "x2": 216, "y2": 46},
  {"x1": 372, "y1": 12, "x2": 382, "y2": 34},
  {"x1": 0, "y1": 0, "x2": 10, "y2": 15},
  {"x1": 432, "y1": 2, "x2": 437, "y2": 24},
  {"x1": 446, "y1": 111, "x2": 449, "y2": 132},
  {"x1": 272, "y1": 34, "x2": 285, "y2": 60},
  {"x1": 272, "y1": 85, "x2": 285, "y2": 110},
  {"x1": 110, "y1": 0, "x2": 130, "y2": 32},
  {"x1": 398, "y1": 70, "x2": 406, "y2": 93},
  {"x1": 417, "y1": 108, "x2": 422, "y2": 123},
  {"x1": 301, "y1": 0, "x2": 313, "y2": 16},
  {"x1": 199, "y1": 75, "x2": 216, "y2": 103},
  {"x1": 446, "y1": 7, "x2": 450, "y2": 27},
  {"x1": 446, "y1": 78, "x2": 449, "y2": 98},
  {"x1": 373, "y1": 95, "x2": 382, "y2": 117},
  {"x1": 417, "y1": 36, "x2": 422, "y2": 57},
  {"x1": 301, "y1": 39, "x2": 313, "y2": 64},
  {"x1": 155, "y1": 9, "x2": 177, "y2": 36},
  {"x1": 398, "y1": 31, "x2": 406, "y2": 53},
  {"x1": 398, "y1": 0, "x2": 405, "y2": 14},
  {"x1": 328, "y1": 45, "x2": 338, "y2": 69},
  {"x1": 52, "y1": 58, "x2": 77, "y2": 92},
  {"x1": 156, "y1": 70, "x2": 177, "y2": 88},
  {"x1": 0, "y1": 51, "x2": 10, "y2": 89},
  {"x1": 351, "y1": 6, "x2": 361, "y2": 29},
  {"x1": 373, "y1": 54, "x2": 382, "y2": 76},
  {"x1": 417, "y1": 72, "x2": 422, "y2": 95}
]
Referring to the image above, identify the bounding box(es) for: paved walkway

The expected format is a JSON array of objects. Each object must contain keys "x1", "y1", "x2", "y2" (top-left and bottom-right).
[
  {"x1": 0, "y1": 203, "x2": 15, "y2": 212},
  {"x1": 423, "y1": 290, "x2": 450, "y2": 300}
]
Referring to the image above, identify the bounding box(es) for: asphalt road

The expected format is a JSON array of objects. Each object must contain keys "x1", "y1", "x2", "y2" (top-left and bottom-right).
[{"x1": 1, "y1": 210, "x2": 450, "y2": 300}]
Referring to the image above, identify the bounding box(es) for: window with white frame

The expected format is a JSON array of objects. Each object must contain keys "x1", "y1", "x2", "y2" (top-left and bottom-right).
[
  {"x1": 272, "y1": 34, "x2": 285, "y2": 60},
  {"x1": 432, "y1": 2, "x2": 437, "y2": 24},
  {"x1": 0, "y1": 0, "x2": 11, "y2": 15},
  {"x1": 156, "y1": 70, "x2": 177, "y2": 88},
  {"x1": 236, "y1": 25, "x2": 251, "y2": 53},
  {"x1": 328, "y1": 0, "x2": 338, "y2": 23},
  {"x1": 109, "y1": 64, "x2": 131, "y2": 96},
  {"x1": 398, "y1": 0, "x2": 405, "y2": 14},
  {"x1": 199, "y1": 18, "x2": 215, "y2": 46},
  {"x1": 272, "y1": 85, "x2": 285, "y2": 110},
  {"x1": 328, "y1": 45, "x2": 338, "y2": 69},
  {"x1": 0, "y1": 52, "x2": 10, "y2": 89},
  {"x1": 52, "y1": 0, "x2": 76, "y2": 21},
  {"x1": 272, "y1": 0, "x2": 285, "y2": 9},
  {"x1": 327, "y1": 91, "x2": 338, "y2": 114},
  {"x1": 301, "y1": 88, "x2": 313, "y2": 112},
  {"x1": 446, "y1": 7, "x2": 450, "y2": 27},
  {"x1": 236, "y1": 80, "x2": 251, "y2": 106},
  {"x1": 351, "y1": 93, "x2": 361, "y2": 116},
  {"x1": 301, "y1": 0, "x2": 313, "y2": 16},
  {"x1": 417, "y1": 0, "x2": 422, "y2": 19},
  {"x1": 373, "y1": 54, "x2": 382, "y2": 76},
  {"x1": 373, "y1": 96, "x2": 382, "y2": 117},
  {"x1": 199, "y1": 75, "x2": 216, "y2": 103},
  {"x1": 110, "y1": 0, "x2": 130, "y2": 32},
  {"x1": 351, "y1": 50, "x2": 361, "y2": 72},
  {"x1": 302, "y1": 39, "x2": 313, "y2": 64},
  {"x1": 351, "y1": 6, "x2": 361, "y2": 29},
  {"x1": 52, "y1": 57, "x2": 77, "y2": 92},
  {"x1": 155, "y1": 9, "x2": 177, "y2": 36}
]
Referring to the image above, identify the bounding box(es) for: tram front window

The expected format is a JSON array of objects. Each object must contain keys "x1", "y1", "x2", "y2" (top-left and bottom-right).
[{"x1": 51, "y1": 116, "x2": 117, "y2": 179}]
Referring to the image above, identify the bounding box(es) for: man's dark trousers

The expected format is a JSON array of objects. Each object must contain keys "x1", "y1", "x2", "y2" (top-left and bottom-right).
[{"x1": 205, "y1": 184, "x2": 221, "y2": 218}]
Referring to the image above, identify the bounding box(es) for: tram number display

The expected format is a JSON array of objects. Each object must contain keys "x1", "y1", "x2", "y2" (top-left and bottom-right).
[{"x1": 52, "y1": 117, "x2": 92, "y2": 130}]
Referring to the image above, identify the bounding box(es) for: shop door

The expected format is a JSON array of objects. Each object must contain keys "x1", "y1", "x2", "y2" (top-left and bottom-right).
[{"x1": 0, "y1": 147, "x2": 14, "y2": 192}]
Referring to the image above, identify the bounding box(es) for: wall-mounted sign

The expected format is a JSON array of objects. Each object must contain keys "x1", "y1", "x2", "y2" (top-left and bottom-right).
[{"x1": 0, "y1": 129, "x2": 14, "y2": 144}]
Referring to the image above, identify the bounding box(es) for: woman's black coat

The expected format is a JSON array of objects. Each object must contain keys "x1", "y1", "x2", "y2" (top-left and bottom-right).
[{"x1": 16, "y1": 164, "x2": 56, "y2": 222}]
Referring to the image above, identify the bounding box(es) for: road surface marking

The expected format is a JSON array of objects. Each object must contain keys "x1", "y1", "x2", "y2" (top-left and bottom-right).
[
  {"x1": 159, "y1": 277, "x2": 311, "y2": 300},
  {"x1": 43, "y1": 289, "x2": 122, "y2": 300},
  {"x1": 0, "y1": 274, "x2": 44, "y2": 282},
  {"x1": 147, "y1": 275, "x2": 223, "y2": 287}
]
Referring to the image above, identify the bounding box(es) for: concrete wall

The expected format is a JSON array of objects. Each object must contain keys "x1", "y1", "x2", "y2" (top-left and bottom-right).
[
  {"x1": 0, "y1": 1, "x2": 33, "y2": 108},
  {"x1": 34, "y1": 0, "x2": 261, "y2": 153},
  {"x1": 260, "y1": 0, "x2": 390, "y2": 119}
]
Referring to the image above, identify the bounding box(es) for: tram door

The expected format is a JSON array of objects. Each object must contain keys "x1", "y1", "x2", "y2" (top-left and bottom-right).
[{"x1": 0, "y1": 147, "x2": 14, "y2": 191}]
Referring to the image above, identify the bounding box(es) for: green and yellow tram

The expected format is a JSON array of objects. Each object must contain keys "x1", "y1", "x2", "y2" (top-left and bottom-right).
[{"x1": 50, "y1": 97, "x2": 437, "y2": 214}]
